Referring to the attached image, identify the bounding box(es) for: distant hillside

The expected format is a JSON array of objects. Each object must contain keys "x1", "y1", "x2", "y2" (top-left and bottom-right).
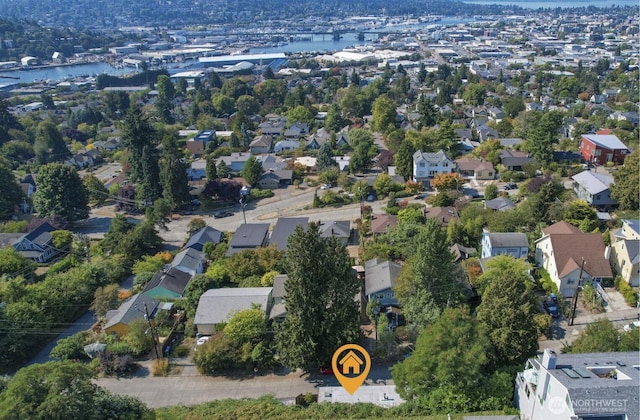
[{"x1": 0, "y1": 0, "x2": 510, "y2": 29}]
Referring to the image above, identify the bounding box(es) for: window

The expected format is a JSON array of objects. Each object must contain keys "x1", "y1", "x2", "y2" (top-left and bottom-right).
[
  {"x1": 419, "y1": 162, "x2": 425, "y2": 167},
  {"x1": 443, "y1": 162, "x2": 448, "y2": 167},
  {"x1": 595, "y1": 149, "x2": 602, "y2": 156}
]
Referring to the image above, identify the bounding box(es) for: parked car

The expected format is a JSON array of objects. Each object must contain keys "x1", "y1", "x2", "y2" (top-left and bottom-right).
[
  {"x1": 622, "y1": 321, "x2": 640, "y2": 332},
  {"x1": 550, "y1": 293, "x2": 558, "y2": 304},
  {"x1": 320, "y1": 183, "x2": 332, "y2": 190},
  {"x1": 366, "y1": 194, "x2": 376, "y2": 202},
  {"x1": 504, "y1": 182, "x2": 518, "y2": 190},
  {"x1": 194, "y1": 336, "x2": 211, "y2": 350},
  {"x1": 320, "y1": 365, "x2": 334, "y2": 375},
  {"x1": 546, "y1": 303, "x2": 560, "y2": 318},
  {"x1": 214, "y1": 210, "x2": 234, "y2": 218}
]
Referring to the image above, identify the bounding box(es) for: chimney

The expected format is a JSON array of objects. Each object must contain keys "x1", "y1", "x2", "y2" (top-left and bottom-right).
[{"x1": 541, "y1": 348, "x2": 557, "y2": 370}]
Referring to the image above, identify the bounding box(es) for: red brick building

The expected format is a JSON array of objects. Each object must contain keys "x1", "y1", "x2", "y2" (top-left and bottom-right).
[{"x1": 579, "y1": 134, "x2": 630, "y2": 165}]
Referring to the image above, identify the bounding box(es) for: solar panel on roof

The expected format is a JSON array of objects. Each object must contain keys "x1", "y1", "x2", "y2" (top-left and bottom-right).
[
  {"x1": 617, "y1": 361, "x2": 626, "y2": 367},
  {"x1": 562, "y1": 368, "x2": 580, "y2": 379},
  {"x1": 573, "y1": 368, "x2": 592, "y2": 378}
]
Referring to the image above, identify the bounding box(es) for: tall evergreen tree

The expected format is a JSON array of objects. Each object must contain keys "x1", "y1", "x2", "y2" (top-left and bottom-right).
[
  {"x1": 394, "y1": 139, "x2": 416, "y2": 181},
  {"x1": 135, "y1": 145, "x2": 162, "y2": 207},
  {"x1": 34, "y1": 121, "x2": 69, "y2": 165},
  {"x1": 0, "y1": 98, "x2": 22, "y2": 145},
  {"x1": 0, "y1": 163, "x2": 24, "y2": 219},
  {"x1": 206, "y1": 154, "x2": 218, "y2": 181},
  {"x1": 121, "y1": 106, "x2": 157, "y2": 183},
  {"x1": 316, "y1": 143, "x2": 336, "y2": 172},
  {"x1": 159, "y1": 136, "x2": 190, "y2": 209},
  {"x1": 33, "y1": 163, "x2": 88, "y2": 221},
  {"x1": 275, "y1": 223, "x2": 360, "y2": 369},
  {"x1": 241, "y1": 156, "x2": 263, "y2": 187}
]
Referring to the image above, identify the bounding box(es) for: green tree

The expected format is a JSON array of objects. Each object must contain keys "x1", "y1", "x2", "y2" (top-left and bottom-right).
[
  {"x1": 0, "y1": 248, "x2": 36, "y2": 279},
  {"x1": 476, "y1": 256, "x2": 538, "y2": 365},
  {"x1": 484, "y1": 184, "x2": 498, "y2": 200},
  {"x1": 50, "y1": 332, "x2": 90, "y2": 361},
  {"x1": 90, "y1": 284, "x2": 120, "y2": 318},
  {"x1": 33, "y1": 163, "x2": 88, "y2": 221},
  {"x1": 324, "y1": 103, "x2": 345, "y2": 133},
  {"x1": 236, "y1": 95, "x2": 261, "y2": 115},
  {"x1": 463, "y1": 83, "x2": 487, "y2": 106},
  {"x1": 275, "y1": 223, "x2": 360, "y2": 368},
  {"x1": 241, "y1": 156, "x2": 263, "y2": 187},
  {"x1": 566, "y1": 319, "x2": 620, "y2": 353},
  {"x1": 34, "y1": 120, "x2": 69, "y2": 165},
  {"x1": 206, "y1": 154, "x2": 218, "y2": 180},
  {"x1": 0, "y1": 164, "x2": 24, "y2": 219},
  {"x1": 135, "y1": 145, "x2": 162, "y2": 207},
  {"x1": 564, "y1": 200, "x2": 598, "y2": 231},
  {"x1": 224, "y1": 308, "x2": 266, "y2": 344},
  {"x1": 394, "y1": 139, "x2": 416, "y2": 180},
  {"x1": 83, "y1": 174, "x2": 108, "y2": 206},
  {"x1": 159, "y1": 136, "x2": 191, "y2": 209},
  {"x1": 0, "y1": 98, "x2": 23, "y2": 145},
  {"x1": 392, "y1": 307, "x2": 492, "y2": 402},
  {"x1": 121, "y1": 106, "x2": 157, "y2": 184},
  {"x1": 123, "y1": 318, "x2": 153, "y2": 356},
  {"x1": 373, "y1": 173, "x2": 394, "y2": 198},
  {"x1": 316, "y1": 143, "x2": 336, "y2": 172},
  {"x1": 610, "y1": 149, "x2": 639, "y2": 211},
  {"x1": 156, "y1": 75, "x2": 175, "y2": 123},
  {"x1": 370, "y1": 95, "x2": 397, "y2": 133},
  {"x1": 0, "y1": 361, "x2": 151, "y2": 419},
  {"x1": 216, "y1": 160, "x2": 230, "y2": 178},
  {"x1": 395, "y1": 219, "x2": 467, "y2": 325},
  {"x1": 287, "y1": 105, "x2": 314, "y2": 127}
]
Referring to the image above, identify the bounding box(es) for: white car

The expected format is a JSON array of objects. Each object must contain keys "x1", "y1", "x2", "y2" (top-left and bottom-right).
[
  {"x1": 622, "y1": 321, "x2": 640, "y2": 332},
  {"x1": 195, "y1": 336, "x2": 210, "y2": 349}
]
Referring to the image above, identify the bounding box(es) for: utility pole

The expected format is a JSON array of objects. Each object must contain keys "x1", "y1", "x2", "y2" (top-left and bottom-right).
[
  {"x1": 144, "y1": 303, "x2": 161, "y2": 359},
  {"x1": 569, "y1": 258, "x2": 586, "y2": 326}
]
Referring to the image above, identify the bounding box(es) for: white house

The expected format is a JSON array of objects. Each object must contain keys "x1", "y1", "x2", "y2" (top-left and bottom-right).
[
  {"x1": 187, "y1": 158, "x2": 207, "y2": 180},
  {"x1": 480, "y1": 230, "x2": 529, "y2": 259},
  {"x1": 534, "y1": 221, "x2": 613, "y2": 297},
  {"x1": 610, "y1": 219, "x2": 640, "y2": 287},
  {"x1": 412, "y1": 149, "x2": 453, "y2": 187},
  {"x1": 194, "y1": 288, "x2": 273, "y2": 335},
  {"x1": 516, "y1": 349, "x2": 639, "y2": 420}
]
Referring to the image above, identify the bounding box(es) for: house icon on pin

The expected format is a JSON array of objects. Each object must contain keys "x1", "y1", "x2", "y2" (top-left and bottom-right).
[{"x1": 339, "y1": 350, "x2": 364, "y2": 375}]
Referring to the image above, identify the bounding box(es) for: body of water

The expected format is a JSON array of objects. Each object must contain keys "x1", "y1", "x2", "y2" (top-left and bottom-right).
[{"x1": 0, "y1": 61, "x2": 132, "y2": 85}]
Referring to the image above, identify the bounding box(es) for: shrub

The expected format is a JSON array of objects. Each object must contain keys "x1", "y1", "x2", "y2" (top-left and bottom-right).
[
  {"x1": 616, "y1": 276, "x2": 639, "y2": 307},
  {"x1": 152, "y1": 358, "x2": 170, "y2": 376}
]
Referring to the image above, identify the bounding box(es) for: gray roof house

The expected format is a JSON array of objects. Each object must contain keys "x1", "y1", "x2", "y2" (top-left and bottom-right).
[
  {"x1": 219, "y1": 152, "x2": 252, "y2": 172},
  {"x1": 104, "y1": 292, "x2": 161, "y2": 338},
  {"x1": 142, "y1": 267, "x2": 193, "y2": 300},
  {"x1": 571, "y1": 170, "x2": 617, "y2": 211},
  {"x1": 12, "y1": 222, "x2": 59, "y2": 263},
  {"x1": 270, "y1": 217, "x2": 308, "y2": 251},
  {"x1": 170, "y1": 247, "x2": 205, "y2": 276},
  {"x1": 184, "y1": 226, "x2": 224, "y2": 252},
  {"x1": 499, "y1": 150, "x2": 534, "y2": 171},
  {"x1": 269, "y1": 274, "x2": 288, "y2": 321},
  {"x1": 364, "y1": 258, "x2": 401, "y2": 308},
  {"x1": 225, "y1": 223, "x2": 270, "y2": 256},
  {"x1": 516, "y1": 349, "x2": 639, "y2": 420},
  {"x1": 485, "y1": 196, "x2": 517, "y2": 211},
  {"x1": 194, "y1": 287, "x2": 273, "y2": 335},
  {"x1": 318, "y1": 220, "x2": 351, "y2": 245},
  {"x1": 481, "y1": 230, "x2": 529, "y2": 259}
]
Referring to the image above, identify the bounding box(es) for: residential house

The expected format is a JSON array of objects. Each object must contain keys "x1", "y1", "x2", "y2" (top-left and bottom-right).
[
  {"x1": 184, "y1": 226, "x2": 224, "y2": 252},
  {"x1": 19, "y1": 181, "x2": 35, "y2": 213},
  {"x1": 364, "y1": 258, "x2": 401, "y2": 309},
  {"x1": 485, "y1": 196, "x2": 517, "y2": 211},
  {"x1": 572, "y1": 170, "x2": 617, "y2": 210},
  {"x1": 450, "y1": 243, "x2": 477, "y2": 262},
  {"x1": 142, "y1": 267, "x2": 193, "y2": 300},
  {"x1": 412, "y1": 149, "x2": 453, "y2": 187},
  {"x1": 219, "y1": 152, "x2": 252, "y2": 172},
  {"x1": 170, "y1": 247, "x2": 205, "y2": 276},
  {"x1": 610, "y1": 219, "x2": 640, "y2": 287},
  {"x1": 12, "y1": 222, "x2": 59, "y2": 263},
  {"x1": 306, "y1": 127, "x2": 331, "y2": 150},
  {"x1": 185, "y1": 140, "x2": 205, "y2": 158},
  {"x1": 225, "y1": 223, "x2": 270, "y2": 256},
  {"x1": 499, "y1": 150, "x2": 534, "y2": 171},
  {"x1": 455, "y1": 156, "x2": 495, "y2": 180},
  {"x1": 257, "y1": 154, "x2": 287, "y2": 172},
  {"x1": 104, "y1": 293, "x2": 161, "y2": 338},
  {"x1": 249, "y1": 135, "x2": 273, "y2": 154},
  {"x1": 258, "y1": 118, "x2": 286, "y2": 138},
  {"x1": 333, "y1": 156, "x2": 351, "y2": 171},
  {"x1": 256, "y1": 169, "x2": 293, "y2": 189},
  {"x1": 274, "y1": 140, "x2": 301, "y2": 153},
  {"x1": 370, "y1": 214, "x2": 398, "y2": 236},
  {"x1": 284, "y1": 122, "x2": 309, "y2": 139},
  {"x1": 553, "y1": 151, "x2": 583, "y2": 164},
  {"x1": 269, "y1": 274, "x2": 287, "y2": 321},
  {"x1": 516, "y1": 349, "x2": 639, "y2": 420},
  {"x1": 270, "y1": 217, "x2": 308, "y2": 252},
  {"x1": 534, "y1": 221, "x2": 613, "y2": 297},
  {"x1": 194, "y1": 130, "x2": 216, "y2": 144},
  {"x1": 318, "y1": 220, "x2": 351, "y2": 245},
  {"x1": 481, "y1": 230, "x2": 529, "y2": 259},
  {"x1": 194, "y1": 287, "x2": 273, "y2": 335},
  {"x1": 187, "y1": 158, "x2": 207, "y2": 180},
  {"x1": 423, "y1": 206, "x2": 459, "y2": 227},
  {"x1": 579, "y1": 134, "x2": 630, "y2": 165}
]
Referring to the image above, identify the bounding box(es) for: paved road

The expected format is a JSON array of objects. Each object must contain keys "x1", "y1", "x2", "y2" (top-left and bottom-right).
[{"x1": 96, "y1": 362, "x2": 394, "y2": 409}]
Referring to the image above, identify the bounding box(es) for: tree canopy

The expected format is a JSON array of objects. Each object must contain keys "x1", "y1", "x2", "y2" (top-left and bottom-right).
[
  {"x1": 33, "y1": 163, "x2": 88, "y2": 221},
  {"x1": 275, "y1": 223, "x2": 360, "y2": 369}
]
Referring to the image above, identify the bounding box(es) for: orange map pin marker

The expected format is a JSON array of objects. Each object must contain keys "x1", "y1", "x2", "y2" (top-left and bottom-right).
[{"x1": 331, "y1": 343, "x2": 371, "y2": 394}]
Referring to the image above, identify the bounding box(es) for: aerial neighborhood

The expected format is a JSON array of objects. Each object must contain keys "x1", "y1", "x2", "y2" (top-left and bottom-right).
[{"x1": 0, "y1": 0, "x2": 638, "y2": 418}]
